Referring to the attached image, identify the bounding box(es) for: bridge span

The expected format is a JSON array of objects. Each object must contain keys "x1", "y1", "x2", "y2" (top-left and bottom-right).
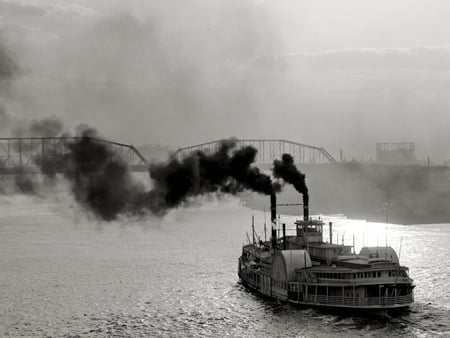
[
  {"x1": 1, "y1": 137, "x2": 336, "y2": 175},
  {"x1": 174, "y1": 139, "x2": 336, "y2": 165},
  {"x1": 0, "y1": 137, "x2": 148, "y2": 174}
]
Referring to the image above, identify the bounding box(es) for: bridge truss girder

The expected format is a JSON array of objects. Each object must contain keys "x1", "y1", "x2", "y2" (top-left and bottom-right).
[
  {"x1": 174, "y1": 139, "x2": 336, "y2": 165},
  {"x1": 0, "y1": 137, "x2": 149, "y2": 173}
]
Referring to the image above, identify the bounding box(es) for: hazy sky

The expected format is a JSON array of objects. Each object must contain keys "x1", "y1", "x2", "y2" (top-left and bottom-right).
[{"x1": 1, "y1": 0, "x2": 450, "y2": 162}]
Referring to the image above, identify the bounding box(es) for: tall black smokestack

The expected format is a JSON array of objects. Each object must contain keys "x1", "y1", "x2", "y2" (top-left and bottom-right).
[
  {"x1": 270, "y1": 193, "x2": 277, "y2": 249},
  {"x1": 304, "y1": 199, "x2": 309, "y2": 222},
  {"x1": 272, "y1": 154, "x2": 309, "y2": 221},
  {"x1": 270, "y1": 193, "x2": 276, "y2": 224}
]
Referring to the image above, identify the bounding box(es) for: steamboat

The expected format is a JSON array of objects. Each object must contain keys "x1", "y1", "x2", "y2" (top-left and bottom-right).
[{"x1": 238, "y1": 194, "x2": 414, "y2": 311}]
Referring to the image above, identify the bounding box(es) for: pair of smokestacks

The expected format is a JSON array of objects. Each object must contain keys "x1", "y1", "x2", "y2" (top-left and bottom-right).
[{"x1": 270, "y1": 193, "x2": 309, "y2": 249}]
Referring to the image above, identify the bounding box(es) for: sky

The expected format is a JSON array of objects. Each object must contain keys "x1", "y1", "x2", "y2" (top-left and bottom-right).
[{"x1": 1, "y1": 0, "x2": 450, "y2": 162}]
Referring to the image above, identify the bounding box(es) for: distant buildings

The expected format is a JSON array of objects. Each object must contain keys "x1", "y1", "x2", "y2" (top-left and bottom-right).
[{"x1": 376, "y1": 142, "x2": 416, "y2": 165}]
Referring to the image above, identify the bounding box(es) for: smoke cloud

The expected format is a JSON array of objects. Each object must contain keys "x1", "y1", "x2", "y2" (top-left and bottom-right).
[
  {"x1": 0, "y1": 35, "x2": 17, "y2": 82},
  {"x1": 0, "y1": 104, "x2": 11, "y2": 131},
  {"x1": 273, "y1": 153, "x2": 309, "y2": 206},
  {"x1": 6, "y1": 130, "x2": 304, "y2": 221},
  {"x1": 1, "y1": 115, "x2": 308, "y2": 221},
  {"x1": 60, "y1": 126, "x2": 145, "y2": 220},
  {"x1": 147, "y1": 139, "x2": 281, "y2": 215},
  {"x1": 12, "y1": 116, "x2": 64, "y2": 137},
  {"x1": 0, "y1": 31, "x2": 18, "y2": 132}
]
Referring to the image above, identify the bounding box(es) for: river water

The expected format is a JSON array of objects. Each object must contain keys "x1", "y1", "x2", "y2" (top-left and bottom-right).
[{"x1": 0, "y1": 194, "x2": 449, "y2": 337}]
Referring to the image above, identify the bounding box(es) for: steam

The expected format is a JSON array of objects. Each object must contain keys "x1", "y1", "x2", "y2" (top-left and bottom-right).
[{"x1": 273, "y1": 153, "x2": 309, "y2": 206}]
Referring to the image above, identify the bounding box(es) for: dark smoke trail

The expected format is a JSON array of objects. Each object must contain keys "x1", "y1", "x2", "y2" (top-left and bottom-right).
[
  {"x1": 60, "y1": 127, "x2": 146, "y2": 221},
  {"x1": 148, "y1": 139, "x2": 280, "y2": 216},
  {"x1": 272, "y1": 153, "x2": 309, "y2": 207},
  {"x1": 37, "y1": 135, "x2": 280, "y2": 220},
  {"x1": 4, "y1": 127, "x2": 300, "y2": 222}
]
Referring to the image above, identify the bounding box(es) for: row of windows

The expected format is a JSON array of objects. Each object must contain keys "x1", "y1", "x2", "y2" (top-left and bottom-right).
[
  {"x1": 314, "y1": 270, "x2": 407, "y2": 280},
  {"x1": 243, "y1": 270, "x2": 288, "y2": 290}
]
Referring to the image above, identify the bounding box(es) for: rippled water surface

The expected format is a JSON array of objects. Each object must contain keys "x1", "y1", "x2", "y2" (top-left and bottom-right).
[{"x1": 1, "y1": 195, "x2": 449, "y2": 337}]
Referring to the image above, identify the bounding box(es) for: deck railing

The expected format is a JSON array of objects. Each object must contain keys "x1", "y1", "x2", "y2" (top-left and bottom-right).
[{"x1": 303, "y1": 294, "x2": 413, "y2": 307}]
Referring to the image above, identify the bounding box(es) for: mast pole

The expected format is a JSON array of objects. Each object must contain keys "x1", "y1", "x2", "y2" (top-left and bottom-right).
[
  {"x1": 264, "y1": 206, "x2": 267, "y2": 242},
  {"x1": 252, "y1": 215, "x2": 255, "y2": 245}
]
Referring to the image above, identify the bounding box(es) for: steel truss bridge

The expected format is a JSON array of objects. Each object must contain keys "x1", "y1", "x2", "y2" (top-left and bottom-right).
[
  {"x1": 0, "y1": 137, "x2": 148, "y2": 174},
  {"x1": 0, "y1": 137, "x2": 336, "y2": 174},
  {"x1": 174, "y1": 139, "x2": 336, "y2": 165}
]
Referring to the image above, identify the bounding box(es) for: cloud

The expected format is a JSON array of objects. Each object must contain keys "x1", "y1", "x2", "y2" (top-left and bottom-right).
[
  {"x1": 0, "y1": 1, "x2": 46, "y2": 18},
  {"x1": 251, "y1": 47, "x2": 450, "y2": 71}
]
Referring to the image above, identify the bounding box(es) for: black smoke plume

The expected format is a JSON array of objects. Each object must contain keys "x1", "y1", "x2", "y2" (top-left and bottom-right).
[
  {"x1": 2, "y1": 121, "x2": 309, "y2": 222},
  {"x1": 62, "y1": 127, "x2": 146, "y2": 221},
  {"x1": 15, "y1": 130, "x2": 280, "y2": 220},
  {"x1": 273, "y1": 153, "x2": 309, "y2": 207},
  {"x1": 147, "y1": 139, "x2": 280, "y2": 215}
]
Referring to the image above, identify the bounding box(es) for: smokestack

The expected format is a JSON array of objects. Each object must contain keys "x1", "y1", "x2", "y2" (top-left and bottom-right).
[
  {"x1": 270, "y1": 193, "x2": 276, "y2": 224},
  {"x1": 271, "y1": 228, "x2": 277, "y2": 250},
  {"x1": 270, "y1": 194, "x2": 277, "y2": 250},
  {"x1": 303, "y1": 199, "x2": 309, "y2": 222},
  {"x1": 282, "y1": 223, "x2": 286, "y2": 250},
  {"x1": 272, "y1": 153, "x2": 309, "y2": 221},
  {"x1": 329, "y1": 222, "x2": 333, "y2": 244}
]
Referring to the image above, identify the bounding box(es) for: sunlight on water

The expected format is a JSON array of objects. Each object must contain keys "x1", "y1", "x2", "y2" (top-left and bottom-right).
[{"x1": 0, "y1": 195, "x2": 449, "y2": 337}]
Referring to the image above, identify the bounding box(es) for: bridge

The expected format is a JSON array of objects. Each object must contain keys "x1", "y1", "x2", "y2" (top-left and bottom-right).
[
  {"x1": 174, "y1": 139, "x2": 336, "y2": 164},
  {"x1": 0, "y1": 137, "x2": 336, "y2": 174},
  {"x1": 0, "y1": 137, "x2": 149, "y2": 174}
]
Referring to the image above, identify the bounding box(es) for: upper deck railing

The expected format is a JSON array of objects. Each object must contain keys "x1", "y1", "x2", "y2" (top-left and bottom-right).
[{"x1": 303, "y1": 294, "x2": 413, "y2": 307}]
